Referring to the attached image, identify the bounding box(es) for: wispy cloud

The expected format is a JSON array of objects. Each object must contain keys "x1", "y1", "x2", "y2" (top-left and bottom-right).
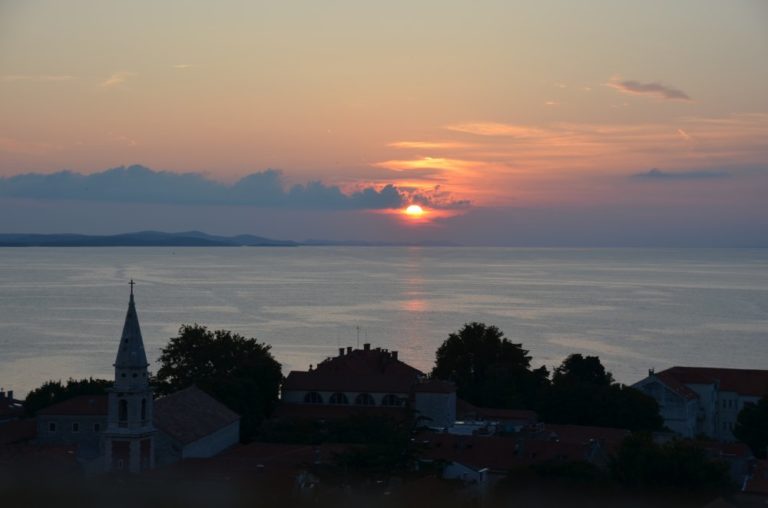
[
  {"x1": 632, "y1": 168, "x2": 730, "y2": 180},
  {"x1": 101, "y1": 71, "x2": 135, "y2": 87},
  {"x1": 173, "y1": 64, "x2": 193, "y2": 69},
  {"x1": 607, "y1": 78, "x2": 691, "y2": 101},
  {"x1": 445, "y1": 122, "x2": 546, "y2": 137},
  {"x1": 388, "y1": 141, "x2": 472, "y2": 150},
  {"x1": 1, "y1": 75, "x2": 75, "y2": 82}
]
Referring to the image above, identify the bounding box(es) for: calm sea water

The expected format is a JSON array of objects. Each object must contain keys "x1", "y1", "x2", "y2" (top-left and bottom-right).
[{"x1": 1, "y1": 247, "x2": 767, "y2": 396}]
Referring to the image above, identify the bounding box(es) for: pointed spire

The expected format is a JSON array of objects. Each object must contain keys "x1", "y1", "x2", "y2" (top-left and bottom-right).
[{"x1": 114, "y1": 280, "x2": 148, "y2": 369}]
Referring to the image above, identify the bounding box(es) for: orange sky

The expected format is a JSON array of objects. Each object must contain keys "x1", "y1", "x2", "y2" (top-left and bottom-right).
[{"x1": 0, "y1": 1, "x2": 767, "y2": 241}]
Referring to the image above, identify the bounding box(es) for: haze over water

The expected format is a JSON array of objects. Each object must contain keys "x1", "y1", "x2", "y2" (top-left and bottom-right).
[{"x1": 1, "y1": 247, "x2": 767, "y2": 396}]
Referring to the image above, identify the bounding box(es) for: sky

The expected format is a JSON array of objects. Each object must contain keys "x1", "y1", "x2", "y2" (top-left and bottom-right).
[{"x1": 1, "y1": 0, "x2": 767, "y2": 245}]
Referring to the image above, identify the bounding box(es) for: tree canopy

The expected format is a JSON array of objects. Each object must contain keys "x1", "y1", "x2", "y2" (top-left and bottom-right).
[
  {"x1": 24, "y1": 377, "x2": 111, "y2": 416},
  {"x1": 431, "y1": 322, "x2": 548, "y2": 409},
  {"x1": 734, "y1": 395, "x2": 768, "y2": 459},
  {"x1": 539, "y1": 354, "x2": 662, "y2": 431},
  {"x1": 155, "y1": 324, "x2": 283, "y2": 440}
]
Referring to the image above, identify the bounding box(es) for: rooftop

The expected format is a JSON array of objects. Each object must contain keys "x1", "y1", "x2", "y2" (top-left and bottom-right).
[
  {"x1": 154, "y1": 386, "x2": 240, "y2": 445},
  {"x1": 37, "y1": 395, "x2": 108, "y2": 416},
  {"x1": 283, "y1": 344, "x2": 424, "y2": 393},
  {"x1": 656, "y1": 367, "x2": 768, "y2": 398}
]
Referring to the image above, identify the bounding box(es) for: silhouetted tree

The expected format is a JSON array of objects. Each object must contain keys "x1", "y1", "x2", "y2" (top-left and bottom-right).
[
  {"x1": 734, "y1": 395, "x2": 768, "y2": 459},
  {"x1": 538, "y1": 355, "x2": 662, "y2": 431},
  {"x1": 155, "y1": 324, "x2": 282, "y2": 440},
  {"x1": 611, "y1": 433, "x2": 732, "y2": 492},
  {"x1": 24, "y1": 377, "x2": 111, "y2": 416},
  {"x1": 431, "y1": 322, "x2": 548, "y2": 408}
]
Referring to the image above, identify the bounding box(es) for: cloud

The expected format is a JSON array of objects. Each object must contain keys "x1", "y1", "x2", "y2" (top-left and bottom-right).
[
  {"x1": 388, "y1": 141, "x2": 472, "y2": 150},
  {"x1": 0, "y1": 165, "x2": 465, "y2": 210},
  {"x1": 101, "y1": 71, "x2": 135, "y2": 87},
  {"x1": 445, "y1": 122, "x2": 546, "y2": 137},
  {"x1": 631, "y1": 168, "x2": 730, "y2": 180},
  {"x1": 173, "y1": 64, "x2": 193, "y2": 69},
  {"x1": 1, "y1": 75, "x2": 75, "y2": 82},
  {"x1": 607, "y1": 79, "x2": 691, "y2": 101}
]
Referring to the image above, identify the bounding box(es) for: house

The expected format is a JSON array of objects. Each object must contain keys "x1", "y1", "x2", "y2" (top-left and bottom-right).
[
  {"x1": 633, "y1": 367, "x2": 768, "y2": 441},
  {"x1": 0, "y1": 390, "x2": 24, "y2": 424},
  {"x1": 280, "y1": 344, "x2": 456, "y2": 427}
]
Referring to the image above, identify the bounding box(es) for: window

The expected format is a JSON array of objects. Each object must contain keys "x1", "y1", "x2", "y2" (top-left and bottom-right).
[
  {"x1": 48, "y1": 422, "x2": 57, "y2": 433},
  {"x1": 381, "y1": 394, "x2": 403, "y2": 407},
  {"x1": 72, "y1": 422, "x2": 79, "y2": 433},
  {"x1": 354, "y1": 393, "x2": 375, "y2": 406},
  {"x1": 141, "y1": 399, "x2": 147, "y2": 421},
  {"x1": 303, "y1": 392, "x2": 323, "y2": 404},
  {"x1": 329, "y1": 392, "x2": 349, "y2": 405},
  {"x1": 119, "y1": 399, "x2": 128, "y2": 422},
  {"x1": 94, "y1": 423, "x2": 101, "y2": 432}
]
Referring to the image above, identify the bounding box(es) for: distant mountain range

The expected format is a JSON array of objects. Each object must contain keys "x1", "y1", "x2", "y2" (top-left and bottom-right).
[{"x1": 0, "y1": 231, "x2": 457, "y2": 247}]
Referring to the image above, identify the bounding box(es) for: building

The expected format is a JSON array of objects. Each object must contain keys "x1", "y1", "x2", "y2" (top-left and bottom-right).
[
  {"x1": 31, "y1": 282, "x2": 240, "y2": 473},
  {"x1": 280, "y1": 344, "x2": 456, "y2": 427},
  {"x1": 633, "y1": 367, "x2": 768, "y2": 441},
  {"x1": 0, "y1": 390, "x2": 24, "y2": 424}
]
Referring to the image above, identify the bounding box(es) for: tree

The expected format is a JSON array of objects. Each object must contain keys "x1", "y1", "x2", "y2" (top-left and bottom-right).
[
  {"x1": 538, "y1": 355, "x2": 662, "y2": 431},
  {"x1": 155, "y1": 324, "x2": 283, "y2": 440},
  {"x1": 431, "y1": 322, "x2": 548, "y2": 408},
  {"x1": 24, "y1": 377, "x2": 111, "y2": 416},
  {"x1": 734, "y1": 395, "x2": 768, "y2": 459}
]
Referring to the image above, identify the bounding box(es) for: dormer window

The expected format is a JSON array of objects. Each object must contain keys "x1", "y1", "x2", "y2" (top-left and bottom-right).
[
  {"x1": 329, "y1": 393, "x2": 349, "y2": 405},
  {"x1": 381, "y1": 394, "x2": 402, "y2": 406},
  {"x1": 354, "y1": 393, "x2": 375, "y2": 406},
  {"x1": 304, "y1": 392, "x2": 323, "y2": 404}
]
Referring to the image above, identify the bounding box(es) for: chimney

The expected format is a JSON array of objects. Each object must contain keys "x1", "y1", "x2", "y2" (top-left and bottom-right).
[
  {"x1": 339, "y1": 347, "x2": 345, "y2": 357},
  {"x1": 391, "y1": 351, "x2": 398, "y2": 361},
  {"x1": 363, "y1": 343, "x2": 371, "y2": 351},
  {"x1": 648, "y1": 368, "x2": 655, "y2": 377},
  {"x1": 346, "y1": 346, "x2": 352, "y2": 354},
  {"x1": 8, "y1": 390, "x2": 14, "y2": 400}
]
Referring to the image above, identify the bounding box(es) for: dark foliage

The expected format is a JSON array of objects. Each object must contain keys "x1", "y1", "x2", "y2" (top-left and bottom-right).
[
  {"x1": 538, "y1": 354, "x2": 662, "y2": 431},
  {"x1": 23, "y1": 377, "x2": 111, "y2": 416},
  {"x1": 431, "y1": 322, "x2": 548, "y2": 409},
  {"x1": 155, "y1": 324, "x2": 282, "y2": 441},
  {"x1": 610, "y1": 434, "x2": 732, "y2": 492},
  {"x1": 734, "y1": 395, "x2": 768, "y2": 459}
]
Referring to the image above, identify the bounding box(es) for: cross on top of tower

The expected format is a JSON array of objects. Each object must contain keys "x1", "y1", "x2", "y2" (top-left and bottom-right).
[{"x1": 129, "y1": 279, "x2": 135, "y2": 296}]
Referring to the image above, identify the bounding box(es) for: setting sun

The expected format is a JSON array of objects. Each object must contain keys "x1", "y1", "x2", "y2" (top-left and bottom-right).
[{"x1": 405, "y1": 204, "x2": 424, "y2": 217}]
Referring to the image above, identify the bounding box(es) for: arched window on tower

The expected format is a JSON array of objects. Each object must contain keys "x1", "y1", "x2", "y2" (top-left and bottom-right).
[
  {"x1": 303, "y1": 392, "x2": 323, "y2": 404},
  {"x1": 329, "y1": 392, "x2": 349, "y2": 405},
  {"x1": 118, "y1": 399, "x2": 128, "y2": 426},
  {"x1": 354, "y1": 393, "x2": 375, "y2": 406},
  {"x1": 141, "y1": 399, "x2": 147, "y2": 422}
]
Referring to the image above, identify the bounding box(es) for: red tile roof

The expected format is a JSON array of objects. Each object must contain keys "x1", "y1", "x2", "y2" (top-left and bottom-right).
[
  {"x1": 654, "y1": 371, "x2": 699, "y2": 401},
  {"x1": 0, "y1": 397, "x2": 24, "y2": 419},
  {"x1": 0, "y1": 418, "x2": 37, "y2": 445},
  {"x1": 37, "y1": 395, "x2": 108, "y2": 416},
  {"x1": 154, "y1": 386, "x2": 240, "y2": 445},
  {"x1": 657, "y1": 367, "x2": 768, "y2": 398},
  {"x1": 283, "y1": 347, "x2": 424, "y2": 393},
  {"x1": 418, "y1": 431, "x2": 590, "y2": 472},
  {"x1": 272, "y1": 402, "x2": 408, "y2": 421},
  {"x1": 455, "y1": 399, "x2": 538, "y2": 423}
]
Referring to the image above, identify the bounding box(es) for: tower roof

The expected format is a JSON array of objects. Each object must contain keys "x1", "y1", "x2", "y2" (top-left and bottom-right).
[{"x1": 114, "y1": 280, "x2": 149, "y2": 369}]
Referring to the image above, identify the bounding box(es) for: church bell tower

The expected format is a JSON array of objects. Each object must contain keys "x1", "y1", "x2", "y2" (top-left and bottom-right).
[{"x1": 104, "y1": 280, "x2": 155, "y2": 473}]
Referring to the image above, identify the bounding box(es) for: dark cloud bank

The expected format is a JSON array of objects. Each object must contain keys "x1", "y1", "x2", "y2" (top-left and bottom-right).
[{"x1": 0, "y1": 165, "x2": 410, "y2": 209}]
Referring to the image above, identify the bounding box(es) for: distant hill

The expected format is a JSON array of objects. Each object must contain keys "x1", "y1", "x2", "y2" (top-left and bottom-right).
[
  {"x1": 0, "y1": 231, "x2": 298, "y2": 247},
  {"x1": 0, "y1": 231, "x2": 458, "y2": 247}
]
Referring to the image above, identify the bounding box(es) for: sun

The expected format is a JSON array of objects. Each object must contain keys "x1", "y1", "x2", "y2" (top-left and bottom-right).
[{"x1": 405, "y1": 204, "x2": 424, "y2": 217}]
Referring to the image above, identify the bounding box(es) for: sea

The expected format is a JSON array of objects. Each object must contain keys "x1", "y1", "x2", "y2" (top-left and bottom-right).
[{"x1": 1, "y1": 247, "x2": 767, "y2": 396}]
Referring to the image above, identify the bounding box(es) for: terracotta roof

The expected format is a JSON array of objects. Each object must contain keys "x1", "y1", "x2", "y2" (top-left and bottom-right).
[
  {"x1": 657, "y1": 367, "x2": 768, "y2": 398},
  {"x1": 37, "y1": 395, "x2": 108, "y2": 416},
  {"x1": 283, "y1": 347, "x2": 424, "y2": 393},
  {"x1": 0, "y1": 397, "x2": 24, "y2": 419},
  {"x1": 154, "y1": 386, "x2": 240, "y2": 445},
  {"x1": 744, "y1": 460, "x2": 768, "y2": 495},
  {"x1": 272, "y1": 402, "x2": 408, "y2": 421},
  {"x1": 413, "y1": 380, "x2": 456, "y2": 394},
  {"x1": 0, "y1": 418, "x2": 37, "y2": 445},
  {"x1": 653, "y1": 370, "x2": 700, "y2": 400},
  {"x1": 455, "y1": 399, "x2": 538, "y2": 423},
  {"x1": 540, "y1": 424, "x2": 630, "y2": 453},
  {"x1": 418, "y1": 431, "x2": 590, "y2": 471}
]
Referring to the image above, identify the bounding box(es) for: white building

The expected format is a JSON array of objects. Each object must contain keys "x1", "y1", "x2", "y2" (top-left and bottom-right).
[{"x1": 633, "y1": 366, "x2": 768, "y2": 441}]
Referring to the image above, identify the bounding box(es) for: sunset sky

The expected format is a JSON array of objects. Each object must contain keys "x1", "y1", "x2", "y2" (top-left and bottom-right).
[{"x1": 1, "y1": 1, "x2": 767, "y2": 245}]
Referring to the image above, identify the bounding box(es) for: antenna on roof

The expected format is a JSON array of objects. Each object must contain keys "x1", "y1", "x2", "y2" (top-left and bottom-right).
[{"x1": 356, "y1": 325, "x2": 360, "y2": 349}]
